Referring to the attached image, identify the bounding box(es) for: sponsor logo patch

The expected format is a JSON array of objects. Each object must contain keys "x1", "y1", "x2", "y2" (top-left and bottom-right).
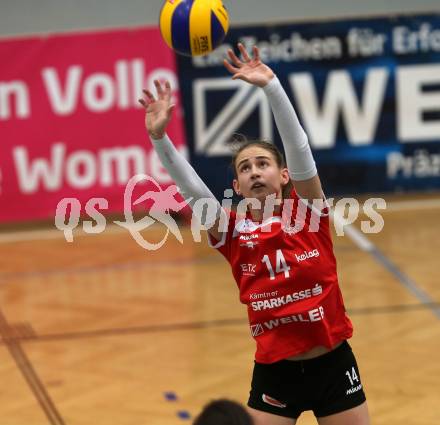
[
  {"x1": 239, "y1": 241, "x2": 258, "y2": 249},
  {"x1": 240, "y1": 263, "x2": 257, "y2": 276},
  {"x1": 262, "y1": 394, "x2": 287, "y2": 408},
  {"x1": 250, "y1": 324, "x2": 264, "y2": 337},
  {"x1": 295, "y1": 248, "x2": 320, "y2": 263}
]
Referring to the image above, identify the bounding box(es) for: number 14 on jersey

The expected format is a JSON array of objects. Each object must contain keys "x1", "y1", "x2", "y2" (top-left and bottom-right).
[{"x1": 262, "y1": 249, "x2": 291, "y2": 280}]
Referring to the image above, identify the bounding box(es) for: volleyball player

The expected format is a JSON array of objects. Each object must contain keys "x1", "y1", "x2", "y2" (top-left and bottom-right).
[{"x1": 139, "y1": 43, "x2": 370, "y2": 425}]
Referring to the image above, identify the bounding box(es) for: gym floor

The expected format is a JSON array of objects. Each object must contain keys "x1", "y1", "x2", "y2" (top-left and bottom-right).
[{"x1": 0, "y1": 193, "x2": 439, "y2": 425}]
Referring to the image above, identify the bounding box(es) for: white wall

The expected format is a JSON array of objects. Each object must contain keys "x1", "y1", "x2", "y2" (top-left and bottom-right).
[{"x1": 0, "y1": 0, "x2": 438, "y2": 37}]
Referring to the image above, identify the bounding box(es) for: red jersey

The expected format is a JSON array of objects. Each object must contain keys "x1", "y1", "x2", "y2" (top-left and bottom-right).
[{"x1": 208, "y1": 189, "x2": 353, "y2": 364}]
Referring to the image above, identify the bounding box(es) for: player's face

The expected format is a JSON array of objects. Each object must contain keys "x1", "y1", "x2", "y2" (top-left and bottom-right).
[{"x1": 233, "y1": 146, "x2": 289, "y2": 202}]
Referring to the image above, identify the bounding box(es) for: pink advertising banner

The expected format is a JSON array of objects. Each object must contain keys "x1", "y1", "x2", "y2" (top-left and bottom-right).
[{"x1": 0, "y1": 26, "x2": 186, "y2": 223}]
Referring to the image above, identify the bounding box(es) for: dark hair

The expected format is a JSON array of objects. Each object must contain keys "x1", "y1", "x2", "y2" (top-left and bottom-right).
[
  {"x1": 193, "y1": 399, "x2": 253, "y2": 425},
  {"x1": 230, "y1": 134, "x2": 293, "y2": 198}
]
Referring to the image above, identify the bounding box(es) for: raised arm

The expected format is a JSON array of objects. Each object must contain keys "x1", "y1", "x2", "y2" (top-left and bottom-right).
[
  {"x1": 223, "y1": 43, "x2": 323, "y2": 202},
  {"x1": 139, "y1": 80, "x2": 226, "y2": 241}
]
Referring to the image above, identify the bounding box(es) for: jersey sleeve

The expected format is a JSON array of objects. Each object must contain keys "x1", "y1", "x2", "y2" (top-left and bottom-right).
[{"x1": 206, "y1": 209, "x2": 237, "y2": 261}]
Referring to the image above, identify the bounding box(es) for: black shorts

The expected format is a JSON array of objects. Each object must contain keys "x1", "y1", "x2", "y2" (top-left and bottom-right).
[{"x1": 247, "y1": 341, "x2": 366, "y2": 419}]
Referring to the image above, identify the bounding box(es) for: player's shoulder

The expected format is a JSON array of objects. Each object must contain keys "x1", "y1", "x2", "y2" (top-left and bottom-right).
[{"x1": 289, "y1": 186, "x2": 330, "y2": 217}]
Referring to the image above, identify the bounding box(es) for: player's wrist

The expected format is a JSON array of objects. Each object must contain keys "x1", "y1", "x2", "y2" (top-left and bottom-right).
[
  {"x1": 261, "y1": 74, "x2": 279, "y2": 91},
  {"x1": 149, "y1": 130, "x2": 165, "y2": 140}
]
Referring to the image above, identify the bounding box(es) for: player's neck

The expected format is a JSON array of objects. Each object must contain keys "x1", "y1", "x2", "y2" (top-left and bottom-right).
[{"x1": 248, "y1": 203, "x2": 282, "y2": 223}]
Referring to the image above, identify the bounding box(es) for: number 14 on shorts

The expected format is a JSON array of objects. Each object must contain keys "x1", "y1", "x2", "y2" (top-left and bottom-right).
[{"x1": 345, "y1": 367, "x2": 359, "y2": 386}]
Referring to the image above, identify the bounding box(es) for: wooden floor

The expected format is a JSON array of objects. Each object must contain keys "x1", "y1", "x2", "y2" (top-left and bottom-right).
[{"x1": 0, "y1": 194, "x2": 439, "y2": 425}]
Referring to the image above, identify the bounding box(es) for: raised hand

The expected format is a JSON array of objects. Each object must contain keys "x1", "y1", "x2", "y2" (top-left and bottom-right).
[
  {"x1": 223, "y1": 43, "x2": 275, "y2": 87},
  {"x1": 138, "y1": 80, "x2": 175, "y2": 139}
]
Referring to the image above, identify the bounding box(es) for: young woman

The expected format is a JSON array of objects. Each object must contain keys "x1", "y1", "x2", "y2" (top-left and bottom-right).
[{"x1": 139, "y1": 43, "x2": 370, "y2": 425}]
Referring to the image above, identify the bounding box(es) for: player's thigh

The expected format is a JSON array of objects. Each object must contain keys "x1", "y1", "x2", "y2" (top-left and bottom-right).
[
  {"x1": 247, "y1": 406, "x2": 296, "y2": 425},
  {"x1": 316, "y1": 401, "x2": 370, "y2": 425}
]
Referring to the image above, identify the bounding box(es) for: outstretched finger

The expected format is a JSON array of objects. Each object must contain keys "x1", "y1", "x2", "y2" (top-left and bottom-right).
[
  {"x1": 223, "y1": 59, "x2": 241, "y2": 75},
  {"x1": 142, "y1": 89, "x2": 155, "y2": 102},
  {"x1": 238, "y1": 43, "x2": 251, "y2": 62},
  {"x1": 154, "y1": 79, "x2": 165, "y2": 99},
  {"x1": 231, "y1": 73, "x2": 248, "y2": 82},
  {"x1": 164, "y1": 80, "x2": 172, "y2": 101},
  {"x1": 138, "y1": 98, "x2": 147, "y2": 108},
  {"x1": 227, "y1": 48, "x2": 243, "y2": 67},
  {"x1": 252, "y1": 45, "x2": 260, "y2": 62}
]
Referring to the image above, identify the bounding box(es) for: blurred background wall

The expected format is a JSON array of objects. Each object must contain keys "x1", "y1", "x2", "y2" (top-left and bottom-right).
[
  {"x1": 1, "y1": 1, "x2": 439, "y2": 222},
  {"x1": 0, "y1": 0, "x2": 439, "y2": 37}
]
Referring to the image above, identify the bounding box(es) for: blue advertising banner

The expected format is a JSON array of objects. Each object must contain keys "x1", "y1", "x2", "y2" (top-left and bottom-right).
[{"x1": 176, "y1": 13, "x2": 440, "y2": 197}]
